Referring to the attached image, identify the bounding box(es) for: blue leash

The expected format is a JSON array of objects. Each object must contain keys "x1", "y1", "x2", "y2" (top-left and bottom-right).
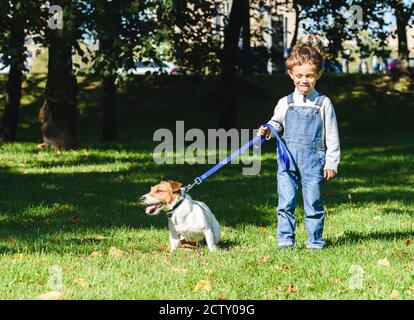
[{"x1": 184, "y1": 123, "x2": 290, "y2": 192}]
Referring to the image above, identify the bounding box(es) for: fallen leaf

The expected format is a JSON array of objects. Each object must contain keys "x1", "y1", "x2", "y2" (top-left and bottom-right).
[
  {"x1": 89, "y1": 251, "x2": 102, "y2": 258},
  {"x1": 69, "y1": 215, "x2": 80, "y2": 222},
  {"x1": 390, "y1": 289, "x2": 399, "y2": 299},
  {"x1": 332, "y1": 277, "x2": 341, "y2": 284},
  {"x1": 194, "y1": 280, "x2": 212, "y2": 292},
  {"x1": 36, "y1": 143, "x2": 47, "y2": 149},
  {"x1": 38, "y1": 290, "x2": 64, "y2": 300},
  {"x1": 287, "y1": 285, "x2": 299, "y2": 293},
  {"x1": 74, "y1": 278, "x2": 88, "y2": 287},
  {"x1": 377, "y1": 258, "x2": 390, "y2": 267},
  {"x1": 258, "y1": 255, "x2": 270, "y2": 264},
  {"x1": 218, "y1": 295, "x2": 228, "y2": 300},
  {"x1": 171, "y1": 267, "x2": 188, "y2": 273},
  {"x1": 404, "y1": 239, "x2": 411, "y2": 246},
  {"x1": 108, "y1": 246, "x2": 124, "y2": 257}
]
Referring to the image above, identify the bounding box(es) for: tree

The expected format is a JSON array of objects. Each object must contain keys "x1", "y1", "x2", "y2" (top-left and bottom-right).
[
  {"x1": 355, "y1": 0, "x2": 413, "y2": 74},
  {"x1": 219, "y1": 0, "x2": 251, "y2": 129},
  {"x1": 388, "y1": 0, "x2": 413, "y2": 70},
  {"x1": 38, "y1": 0, "x2": 84, "y2": 149},
  {"x1": 85, "y1": 0, "x2": 158, "y2": 141},
  {"x1": 0, "y1": 1, "x2": 43, "y2": 142},
  {"x1": 158, "y1": 0, "x2": 222, "y2": 75}
]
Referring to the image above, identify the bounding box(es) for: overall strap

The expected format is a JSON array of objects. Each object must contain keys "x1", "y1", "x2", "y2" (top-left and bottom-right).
[
  {"x1": 287, "y1": 94, "x2": 294, "y2": 107},
  {"x1": 314, "y1": 95, "x2": 325, "y2": 112}
]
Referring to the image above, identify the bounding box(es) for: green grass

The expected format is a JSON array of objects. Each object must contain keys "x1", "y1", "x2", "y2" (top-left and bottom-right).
[{"x1": 0, "y1": 74, "x2": 413, "y2": 300}]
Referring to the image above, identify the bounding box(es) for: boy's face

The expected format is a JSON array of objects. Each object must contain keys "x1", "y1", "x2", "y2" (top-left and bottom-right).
[{"x1": 288, "y1": 63, "x2": 322, "y2": 95}]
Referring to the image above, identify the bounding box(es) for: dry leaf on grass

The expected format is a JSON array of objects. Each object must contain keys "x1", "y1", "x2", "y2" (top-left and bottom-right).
[
  {"x1": 108, "y1": 246, "x2": 124, "y2": 257},
  {"x1": 69, "y1": 215, "x2": 81, "y2": 222},
  {"x1": 38, "y1": 290, "x2": 64, "y2": 300},
  {"x1": 377, "y1": 258, "x2": 390, "y2": 267},
  {"x1": 258, "y1": 256, "x2": 270, "y2": 264},
  {"x1": 404, "y1": 239, "x2": 411, "y2": 246},
  {"x1": 390, "y1": 289, "x2": 399, "y2": 299},
  {"x1": 89, "y1": 251, "x2": 102, "y2": 258},
  {"x1": 171, "y1": 267, "x2": 188, "y2": 273},
  {"x1": 194, "y1": 280, "x2": 212, "y2": 292},
  {"x1": 287, "y1": 285, "x2": 299, "y2": 293},
  {"x1": 74, "y1": 278, "x2": 88, "y2": 287},
  {"x1": 218, "y1": 295, "x2": 228, "y2": 300}
]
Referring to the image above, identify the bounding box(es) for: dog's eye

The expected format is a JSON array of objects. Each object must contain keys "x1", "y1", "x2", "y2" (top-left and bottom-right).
[{"x1": 156, "y1": 190, "x2": 165, "y2": 193}]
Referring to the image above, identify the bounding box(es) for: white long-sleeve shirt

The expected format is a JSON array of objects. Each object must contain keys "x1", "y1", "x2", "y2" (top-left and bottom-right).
[{"x1": 267, "y1": 87, "x2": 341, "y2": 173}]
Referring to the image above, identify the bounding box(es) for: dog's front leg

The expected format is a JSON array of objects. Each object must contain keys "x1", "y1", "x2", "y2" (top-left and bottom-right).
[
  {"x1": 204, "y1": 229, "x2": 217, "y2": 252},
  {"x1": 169, "y1": 229, "x2": 181, "y2": 252}
]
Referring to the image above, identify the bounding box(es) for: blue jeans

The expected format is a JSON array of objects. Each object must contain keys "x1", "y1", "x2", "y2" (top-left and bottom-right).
[{"x1": 277, "y1": 145, "x2": 326, "y2": 249}]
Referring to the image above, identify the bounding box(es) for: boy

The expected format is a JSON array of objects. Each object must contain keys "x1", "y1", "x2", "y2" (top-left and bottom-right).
[{"x1": 258, "y1": 44, "x2": 340, "y2": 249}]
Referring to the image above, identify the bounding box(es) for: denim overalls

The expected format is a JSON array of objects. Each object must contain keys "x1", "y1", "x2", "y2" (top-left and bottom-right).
[{"x1": 277, "y1": 93, "x2": 326, "y2": 249}]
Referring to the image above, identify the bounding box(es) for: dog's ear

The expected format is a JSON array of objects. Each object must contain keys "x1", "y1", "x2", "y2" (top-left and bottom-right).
[{"x1": 168, "y1": 181, "x2": 182, "y2": 193}]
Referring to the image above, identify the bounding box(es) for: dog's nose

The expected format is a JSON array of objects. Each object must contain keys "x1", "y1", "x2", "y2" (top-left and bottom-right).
[{"x1": 139, "y1": 195, "x2": 146, "y2": 203}]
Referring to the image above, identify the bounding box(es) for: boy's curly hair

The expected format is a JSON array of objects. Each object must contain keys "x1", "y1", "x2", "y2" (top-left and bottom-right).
[{"x1": 286, "y1": 44, "x2": 324, "y2": 72}]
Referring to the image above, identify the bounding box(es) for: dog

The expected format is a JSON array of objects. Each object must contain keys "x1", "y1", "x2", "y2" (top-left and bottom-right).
[{"x1": 140, "y1": 181, "x2": 220, "y2": 252}]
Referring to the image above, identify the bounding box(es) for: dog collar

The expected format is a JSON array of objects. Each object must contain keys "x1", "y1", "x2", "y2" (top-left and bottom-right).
[{"x1": 166, "y1": 198, "x2": 185, "y2": 219}]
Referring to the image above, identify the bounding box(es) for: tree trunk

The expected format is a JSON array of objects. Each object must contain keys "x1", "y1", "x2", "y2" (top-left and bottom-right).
[
  {"x1": 102, "y1": 74, "x2": 117, "y2": 141},
  {"x1": 0, "y1": 9, "x2": 25, "y2": 142},
  {"x1": 289, "y1": 1, "x2": 300, "y2": 52},
  {"x1": 39, "y1": 28, "x2": 78, "y2": 149},
  {"x1": 98, "y1": 0, "x2": 121, "y2": 141},
  {"x1": 220, "y1": 0, "x2": 249, "y2": 129},
  {"x1": 242, "y1": 0, "x2": 251, "y2": 75},
  {"x1": 393, "y1": 0, "x2": 409, "y2": 71}
]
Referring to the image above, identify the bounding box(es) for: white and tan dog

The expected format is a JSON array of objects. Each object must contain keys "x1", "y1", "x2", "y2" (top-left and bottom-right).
[{"x1": 140, "y1": 181, "x2": 220, "y2": 252}]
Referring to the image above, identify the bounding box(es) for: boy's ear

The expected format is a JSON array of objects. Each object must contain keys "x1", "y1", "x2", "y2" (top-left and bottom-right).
[
  {"x1": 287, "y1": 69, "x2": 294, "y2": 80},
  {"x1": 316, "y1": 69, "x2": 323, "y2": 80}
]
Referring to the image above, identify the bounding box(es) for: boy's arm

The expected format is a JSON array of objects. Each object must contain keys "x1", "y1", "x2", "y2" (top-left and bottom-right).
[
  {"x1": 323, "y1": 99, "x2": 341, "y2": 173},
  {"x1": 265, "y1": 98, "x2": 285, "y2": 139}
]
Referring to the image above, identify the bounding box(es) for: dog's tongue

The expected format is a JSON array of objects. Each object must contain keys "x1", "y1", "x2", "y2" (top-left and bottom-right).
[{"x1": 146, "y1": 204, "x2": 161, "y2": 214}]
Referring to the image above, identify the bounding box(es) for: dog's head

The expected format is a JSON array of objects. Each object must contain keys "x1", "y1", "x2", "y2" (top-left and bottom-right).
[{"x1": 139, "y1": 180, "x2": 183, "y2": 215}]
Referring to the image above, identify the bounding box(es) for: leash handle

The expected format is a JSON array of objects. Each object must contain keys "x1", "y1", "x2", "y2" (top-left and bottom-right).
[{"x1": 260, "y1": 123, "x2": 290, "y2": 172}]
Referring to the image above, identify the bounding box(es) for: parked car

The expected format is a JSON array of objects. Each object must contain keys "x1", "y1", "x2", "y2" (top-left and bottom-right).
[{"x1": 121, "y1": 60, "x2": 179, "y2": 75}]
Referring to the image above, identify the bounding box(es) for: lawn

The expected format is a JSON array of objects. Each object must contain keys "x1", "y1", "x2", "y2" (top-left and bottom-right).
[{"x1": 0, "y1": 74, "x2": 413, "y2": 299}]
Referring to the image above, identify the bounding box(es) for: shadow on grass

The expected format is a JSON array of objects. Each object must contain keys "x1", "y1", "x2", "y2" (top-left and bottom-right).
[{"x1": 326, "y1": 230, "x2": 414, "y2": 247}]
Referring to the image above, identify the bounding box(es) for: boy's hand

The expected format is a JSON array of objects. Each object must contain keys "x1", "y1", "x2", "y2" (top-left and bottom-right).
[
  {"x1": 324, "y1": 169, "x2": 336, "y2": 180},
  {"x1": 257, "y1": 126, "x2": 270, "y2": 137}
]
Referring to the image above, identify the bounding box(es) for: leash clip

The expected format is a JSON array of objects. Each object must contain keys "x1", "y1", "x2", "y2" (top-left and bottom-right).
[{"x1": 184, "y1": 177, "x2": 202, "y2": 193}]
